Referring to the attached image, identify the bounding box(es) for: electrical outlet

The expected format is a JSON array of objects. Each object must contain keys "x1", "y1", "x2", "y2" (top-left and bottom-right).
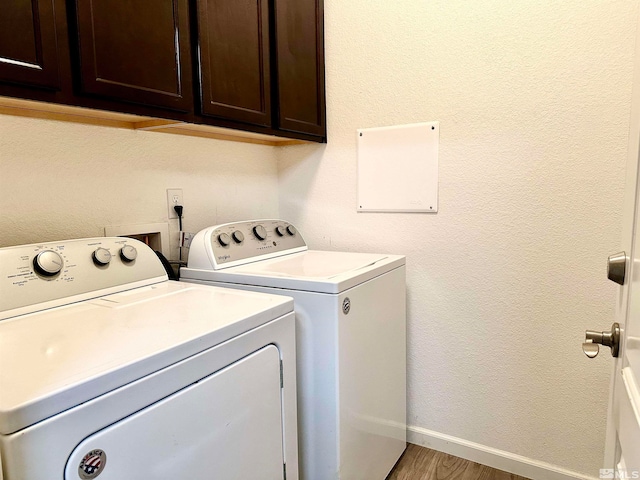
[{"x1": 167, "y1": 189, "x2": 183, "y2": 219}]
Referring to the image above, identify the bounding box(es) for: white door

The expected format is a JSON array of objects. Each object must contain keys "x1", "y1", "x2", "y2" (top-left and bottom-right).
[
  {"x1": 597, "y1": 8, "x2": 640, "y2": 477},
  {"x1": 611, "y1": 253, "x2": 640, "y2": 474},
  {"x1": 601, "y1": 194, "x2": 640, "y2": 476}
]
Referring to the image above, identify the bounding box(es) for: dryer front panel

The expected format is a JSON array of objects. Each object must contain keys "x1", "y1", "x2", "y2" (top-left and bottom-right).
[{"x1": 64, "y1": 345, "x2": 285, "y2": 480}]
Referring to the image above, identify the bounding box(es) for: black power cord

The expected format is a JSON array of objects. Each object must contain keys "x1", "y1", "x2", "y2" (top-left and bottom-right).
[
  {"x1": 154, "y1": 250, "x2": 179, "y2": 280},
  {"x1": 174, "y1": 205, "x2": 184, "y2": 261}
]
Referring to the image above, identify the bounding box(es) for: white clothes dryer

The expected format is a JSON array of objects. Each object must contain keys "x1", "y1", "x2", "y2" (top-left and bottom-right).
[
  {"x1": 181, "y1": 219, "x2": 407, "y2": 480},
  {"x1": 0, "y1": 237, "x2": 298, "y2": 480}
]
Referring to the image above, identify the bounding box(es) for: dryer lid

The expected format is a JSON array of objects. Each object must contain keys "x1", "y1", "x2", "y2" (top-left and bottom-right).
[{"x1": 0, "y1": 281, "x2": 292, "y2": 435}]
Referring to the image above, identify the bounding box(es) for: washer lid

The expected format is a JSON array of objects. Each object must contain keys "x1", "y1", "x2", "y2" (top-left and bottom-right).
[
  {"x1": 182, "y1": 250, "x2": 406, "y2": 293},
  {"x1": 0, "y1": 281, "x2": 292, "y2": 435}
]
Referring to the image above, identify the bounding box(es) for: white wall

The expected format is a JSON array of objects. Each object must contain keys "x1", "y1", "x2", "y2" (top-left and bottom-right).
[
  {"x1": 278, "y1": 0, "x2": 638, "y2": 477},
  {"x1": 0, "y1": 115, "x2": 279, "y2": 254},
  {"x1": 0, "y1": 1, "x2": 636, "y2": 477}
]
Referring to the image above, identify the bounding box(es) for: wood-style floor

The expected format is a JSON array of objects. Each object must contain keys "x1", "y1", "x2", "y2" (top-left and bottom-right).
[{"x1": 386, "y1": 444, "x2": 531, "y2": 480}]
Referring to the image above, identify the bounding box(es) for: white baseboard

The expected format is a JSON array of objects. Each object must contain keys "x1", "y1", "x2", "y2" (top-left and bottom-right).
[{"x1": 407, "y1": 425, "x2": 597, "y2": 480}]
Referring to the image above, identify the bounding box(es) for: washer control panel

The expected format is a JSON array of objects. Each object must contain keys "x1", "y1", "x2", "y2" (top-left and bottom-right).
[
  {"x1": 189, "y1": 220, "x2": 307, "y2": 269},
  {"x1": 0, "y1": 237, "x2": 167, "y2": 320}
]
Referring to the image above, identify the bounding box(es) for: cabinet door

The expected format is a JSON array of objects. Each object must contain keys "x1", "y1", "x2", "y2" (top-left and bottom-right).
[
  {"x1": 74, "y1": 0, "x2": 193, "y2": 112},
  {"x1": 196, "y1": 0, "x2": 271, "y2": 127},
  {"x1": 274, "y1": 0, "x2": 326, "y2": 137},
  {"x1": 0, "y1": 0, "x2": 61, "y2": 89}
]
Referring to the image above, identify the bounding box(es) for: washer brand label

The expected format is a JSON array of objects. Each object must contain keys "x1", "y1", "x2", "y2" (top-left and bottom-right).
[
  {"x1": 217, "y1": 255, "x2": 231, "y2": 261},
  {"x1": 342, "y1": 297, "x2": 351, "y2": 315},
  {"x1": 78, "y1": 449, "x2": 107, "y2": 479}
]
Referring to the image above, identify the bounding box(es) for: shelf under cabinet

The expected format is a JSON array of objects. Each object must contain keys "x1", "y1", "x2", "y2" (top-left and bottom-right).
[{"x1": 0, "y1": 96, "x2": 308, "y2": 147}]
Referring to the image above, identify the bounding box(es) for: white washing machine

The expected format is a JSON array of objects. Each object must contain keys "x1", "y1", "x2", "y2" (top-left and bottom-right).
[
  {"x1": 181, "y1": 220, "x2": 407, "y2": 480},
  {"x1": 0, "y1": 236, "x2": 298, "y2": 480}
]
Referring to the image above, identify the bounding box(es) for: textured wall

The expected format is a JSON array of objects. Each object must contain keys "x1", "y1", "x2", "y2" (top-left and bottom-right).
[
  {"x1": 278, "y1": 0, "x2": 638, "y2": 476},
  {"x1": 0, "y1": 115, "x2": 279, "y2": 255}
]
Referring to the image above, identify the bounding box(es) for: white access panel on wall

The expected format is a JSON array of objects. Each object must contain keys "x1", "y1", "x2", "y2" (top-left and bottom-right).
[{"x1": 357, "y1": 122, "x2": 439, "y2": 212}]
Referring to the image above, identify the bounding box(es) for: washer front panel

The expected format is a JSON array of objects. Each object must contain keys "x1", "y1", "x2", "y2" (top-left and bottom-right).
[{"x1": 195, "y1": 268, "x2": 407, "y2": 480}]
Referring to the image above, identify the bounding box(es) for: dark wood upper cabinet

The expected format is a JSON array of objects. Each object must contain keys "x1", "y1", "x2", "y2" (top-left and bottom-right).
[
  {"x1": 273, "y1": 0, "x2": 325, "y2": 137},
  {"x1": 73, "y1": 0, "x2": 193, "y2": 112},
  {"x1": 0, "y1": 0, "x2": 325, "y2": 142},
  {"x1": 0, "y1": 0, "x2": 61, "y2": 89},
  {"x1": 196, "y1": 0, "x2": 271, "y2": 127}
]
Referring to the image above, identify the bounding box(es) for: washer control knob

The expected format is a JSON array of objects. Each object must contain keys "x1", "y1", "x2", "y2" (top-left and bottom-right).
[
  {"x1": 33, "y1": 250, "x2": 64, "y2": 276},
  {"x1": 92, "y1": 248, "x2": 112, "y2": 266},
  {"x1": 286, "y1": 225, "x2": 297, "y2": 236},
  {"x1": 218, "y1": 233, "x2": 231, "y2": 247},
  {"x1": 119, "y1": 245, "x2": 138, "y2": 263},
  {"x1": 232, "y1": 231, "x2": 244, "y2": 243},
  {"x1": 275, "y1": 226, "x2": 286, "y2": 237},
  {"x1": 253, "y1": 225, "x2": 267, "y2": 241}
]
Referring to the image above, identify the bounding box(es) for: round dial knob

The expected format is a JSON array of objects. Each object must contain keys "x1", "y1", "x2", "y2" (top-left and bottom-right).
[
  {"x1": 275, "y1": 226, "x2": 286, "y2": 237},
  {"x1": 253, "y1": 225, "x2": 267, "y2": 241},
  {"x1": 232, "y1": 231, "x2": 244, "y2": 243},
  {"x1": 92, "y1": 247, "x2": 112, "y2": 266},
  {"x1": 33, "y1": 250, "x2": 64, "y2": 277},
  {"x1": 286, "y1": 225, "x2": 297, "y2": 236},
  {"x1": 218, "y1": 233, "x2": 231, "y2": 247},
  {"x1": 119, "y1": 245, "x2": 138, "y2": 263}
]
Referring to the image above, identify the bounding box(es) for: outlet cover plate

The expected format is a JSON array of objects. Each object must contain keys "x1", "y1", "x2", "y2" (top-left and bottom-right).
[{"x1": 167, "y1": 189, "x2": 183, "y2": 219}]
